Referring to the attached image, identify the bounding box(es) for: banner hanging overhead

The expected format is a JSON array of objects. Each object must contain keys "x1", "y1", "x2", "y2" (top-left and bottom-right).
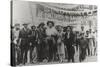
[{"x1": 35, "y1": 3, "x2": 97, "y2": 26}]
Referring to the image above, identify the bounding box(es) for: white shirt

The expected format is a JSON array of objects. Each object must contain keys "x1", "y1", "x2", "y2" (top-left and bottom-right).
[
  {"x1": 67, "y1": 32, "x2": 70, "y2": 39},
  {"x1": 13, "y1": 28, "x2": 20, "y2": 44},
  {"x1": 46, "y1": 27, "x2": 57, "y2": 36},
  {"x1": 80, "y1": 30, "x2": 85, "y2": 34},
  {"x1": 88, "y1": 32, "x2": 94, "y2": 39}
]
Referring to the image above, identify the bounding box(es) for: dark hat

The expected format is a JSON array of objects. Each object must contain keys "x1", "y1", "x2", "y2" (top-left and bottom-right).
[
  {"x1": 14, "y1": 23, "x2": 20, "y2": 26},
  {"x1": 65, "y1": 26, "x2": 73, "y2": 31},
  {"x1": 66, "y1": 26, "x2": 72, "y2": 29},
  {"x1": 38, "y1": 23, "x2": 45, "y2": 27},
  {"x1": 31, "y1": 25, "x2": 36, "y2": 28}
]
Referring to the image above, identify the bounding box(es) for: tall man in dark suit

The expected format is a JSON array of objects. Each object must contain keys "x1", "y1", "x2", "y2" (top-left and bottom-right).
[
  {"x1": 64, "y1": 26, "x2": 75, "y2": 62},
  {"x1": 18, "y1": 23, "x2": 30, "y2": 64}
]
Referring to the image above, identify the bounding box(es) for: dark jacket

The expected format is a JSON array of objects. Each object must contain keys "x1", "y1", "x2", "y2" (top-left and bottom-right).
[
  {"x1": 19, "y1": 28, "x2": 30, "y2": 47},
  {"x1": 64, "y1": 32, "x2": 75, "y2": 47},
  {"x1": 79, "y1": 38, "x2": 88, "y2": 49}
]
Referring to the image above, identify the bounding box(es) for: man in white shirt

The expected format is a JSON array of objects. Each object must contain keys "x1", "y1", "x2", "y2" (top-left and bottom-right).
[
  {"x1": 19, "y1": 23, "x2": 30, "y2": 64},
  {"x1": 45, "y1": 21, "x2": 57, "y2": 62}
]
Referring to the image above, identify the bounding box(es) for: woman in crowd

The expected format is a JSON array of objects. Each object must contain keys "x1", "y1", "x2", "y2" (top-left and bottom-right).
[
  {"x1": 88, "y1": 29, "x2": 94, "y2": 56},
  {"x1": 56, "y1": 25, "x2": 65, "y2": 62},
  {"x1": 93, "y1": 31, "x2": 97, "y2": 56}
]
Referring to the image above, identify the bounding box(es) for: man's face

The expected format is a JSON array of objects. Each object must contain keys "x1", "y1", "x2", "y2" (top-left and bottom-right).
[
  {"x1": 89, "y1": 29, "x2": 92, "y2": 33},
  {"x1": 48, "y1": 23, "x2": 53, "y2": 28},
  {"x1": 81, "y1": 26, "x2": 84, "y2": 30},
  {"x1": 76, "y1": 32, "x2": 79, "y2": 36},
  {"x1": 86, "y1": 31, "x2": 89, "y2": 34},
  {"x1": 32, "y1": 26, "x2": 36, "y2": 30},
  {"x1": 24, "y1": 25, "x2": 28, "y2": 28},
  {"x1": 57, "y1": 26, "x2": 62, "y2": 31},
  {"x1": 15, "y1": 25, "x2": 20, "y2": 30},
  {"x1": 67, "y1": 27, "x2": 71, "y2": 32}
]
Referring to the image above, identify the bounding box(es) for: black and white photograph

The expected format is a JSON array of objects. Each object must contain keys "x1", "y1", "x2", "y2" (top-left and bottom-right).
[{"x1": 11, "y1": 0, "x2": 97, "y2": 66}]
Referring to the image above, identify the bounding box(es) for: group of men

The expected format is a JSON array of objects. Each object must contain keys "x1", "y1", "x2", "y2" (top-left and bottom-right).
[{"x1": 11, "y1": 21, "x2": 97, "y2": 66}]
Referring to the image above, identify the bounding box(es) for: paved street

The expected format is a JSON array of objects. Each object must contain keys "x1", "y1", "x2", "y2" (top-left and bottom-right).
[{"x1": 18, "y1": 48, "x2": 97, "y2": 66}]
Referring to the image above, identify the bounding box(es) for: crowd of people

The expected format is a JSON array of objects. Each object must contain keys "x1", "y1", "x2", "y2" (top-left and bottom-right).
[{"x1": 11, "y1": 21, "x2": 97, "y2": 66}]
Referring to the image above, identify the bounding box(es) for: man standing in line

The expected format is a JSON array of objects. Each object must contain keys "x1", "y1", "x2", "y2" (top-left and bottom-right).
[
  {"x1": 13, "y1": 24, "x2": 21, "y2": 65},
  {"x1": 45, "y1": 21, "x2": 57, "y2": 62},
  {"x1": 37, "y1": 23, "x2": 47, "y2": 62},
  {"x1": 85, "y1": 31, "x2": 90, "y2": 56},
  {"x1": 80, "y1": 26, "x2": 85, "y2": 34},
  {"x1": 29, "y1": 25, "x2": 37, "y2": 63},
  {"x1": 79, "y1": 33, "x2": 88, "y2": 62},
  {"x1": 11, "y1": 24, "x2": 20, "y2": 66},
  {"x1": 64, "y1": 26, "x2": 75, "y2": 62},
  {"x1": 18, "y1": 23, "x2": 30, "y2": 64}
]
